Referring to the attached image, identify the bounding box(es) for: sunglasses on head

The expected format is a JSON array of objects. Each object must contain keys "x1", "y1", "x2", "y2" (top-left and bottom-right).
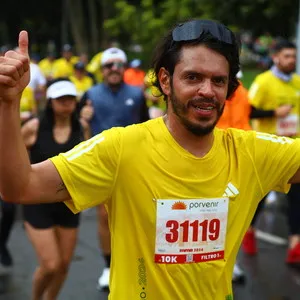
[
  {"x1": 172, "y1": 20, "x2": 234, "y2": 45},
  {"x1": 102, "y1": 62, "x2": 125, "y2": 69}
]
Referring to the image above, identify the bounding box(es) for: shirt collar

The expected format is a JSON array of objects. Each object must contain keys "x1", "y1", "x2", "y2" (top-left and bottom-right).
[{"x1": 271, "y1": 65, "x2": 292, "y2": 82}]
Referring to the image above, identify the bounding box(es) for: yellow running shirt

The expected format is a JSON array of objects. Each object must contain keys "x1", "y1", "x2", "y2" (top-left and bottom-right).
[
  {"x1": 20, "y1": 86, "x2": 36, "y2": 116},
  {"x1": 69, "y1": 75, "x2": 93, "y2": 100},
  {"x1": 50, "y1": 117, "x2": 300, "y2": 300},
  {"x1": 249, "y1": 70, "x2": 300, "y2": 135},
  {"x1": 38, "y1": 58, "x2": 55, "y2": 79},
  {"x1": 52, "y1": 56, "x2": 79, "y2": 78}
]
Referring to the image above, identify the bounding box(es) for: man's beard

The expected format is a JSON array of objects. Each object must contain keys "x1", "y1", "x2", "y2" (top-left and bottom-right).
[
  {"x1": 107, "y1": 71, "x2": 123, "y2": 88},
  {"x1": 170, "y1": 89, "x2": 225, "y2": 136},
  {"x1": 282, "y1": 68, "x2": 295, "y2": 75},
  {"x1": 278, "y1": 63, "x2": 295, "y2": 75}
]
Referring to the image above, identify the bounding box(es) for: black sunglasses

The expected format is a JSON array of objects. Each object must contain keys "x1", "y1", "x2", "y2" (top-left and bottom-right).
[
  {"x1": 102, "y1": 62, "x2": 125, "y2": 69},
  {"x1": 172, "y1": 20, "x2": 234, "y2": 45}
]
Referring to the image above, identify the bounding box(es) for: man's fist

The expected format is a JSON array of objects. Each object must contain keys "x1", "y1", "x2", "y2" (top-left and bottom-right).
[
  {"x1": 275, "y1": 104, "x2": 293, "y2": 118},
  {"x1": 0, "y1": 31, "x2": 30, "y2": 104}
]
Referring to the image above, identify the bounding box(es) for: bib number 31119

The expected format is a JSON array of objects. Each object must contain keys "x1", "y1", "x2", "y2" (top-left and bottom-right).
[{"x1": 155, "y1": 198, "x2": 229, "y2": 264}]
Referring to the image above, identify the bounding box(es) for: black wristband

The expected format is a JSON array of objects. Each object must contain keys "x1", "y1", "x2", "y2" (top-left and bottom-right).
[{"x1": 250, "y1": 106, "x2": 275, "y2": 119}]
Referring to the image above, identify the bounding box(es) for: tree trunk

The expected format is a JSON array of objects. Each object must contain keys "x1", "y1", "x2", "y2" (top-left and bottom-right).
[
  {"x1": 66, "y1": 0, "x2": 88, "y2": 55},
  {"x1": 98, "y1": 0, "x2": 113, "y2": 48},
  {"x1": 87, "y1": 0, "x2": 100, "y2": 55}
]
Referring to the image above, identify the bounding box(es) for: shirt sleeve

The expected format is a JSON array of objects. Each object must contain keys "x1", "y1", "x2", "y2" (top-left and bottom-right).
[
  {"x1": 248, "y1": 79, "x2": 266, "y2": 109},
  {"x1": 50, "y1": 127, "x2": 122, "y2": 213},
  {"x1": 252, "y1": 132, "x2": 300, "y2": 194},
  {"x1": 86, "y1": 53, "x2": 102, "y2": 73}
]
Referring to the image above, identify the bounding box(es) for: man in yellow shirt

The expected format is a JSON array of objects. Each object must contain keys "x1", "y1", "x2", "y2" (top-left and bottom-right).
[
  {"x1": 52, "y1": 44, "x2": 79, "y2": 78},
  {"x1": 69, "y1": 62, "x2": 94, "y2": 100},
  {"x1": 2, "y1": 21, "x2": 300, "y2": 300},
  {"x1": 249, "y1": 41, "x2": 300, "y2": 135},
  {"x1": 38, "y1": 51, "x2": 56, "y2": 81},
  {"x1": 247, "y1": 40, "x2": 300, "y2": 266}
]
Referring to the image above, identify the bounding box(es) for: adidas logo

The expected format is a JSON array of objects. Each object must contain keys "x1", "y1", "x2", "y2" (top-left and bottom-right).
[{"x1": 222, "y1": 182, "x2": 239, "y2": 198}]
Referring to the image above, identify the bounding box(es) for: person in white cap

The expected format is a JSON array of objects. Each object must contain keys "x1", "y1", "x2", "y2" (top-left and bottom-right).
[
  {"x1": 79, "y1": 47, "x2": 149, "y2": 290},
  {"x1": 20, "y1": 78, "x2": 89, "y2": 300}
]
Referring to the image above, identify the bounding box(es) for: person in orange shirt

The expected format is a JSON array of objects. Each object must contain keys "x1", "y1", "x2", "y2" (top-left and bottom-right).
[
  {"x1": 217, "y1": 80, "x2": 251, "y2": 130},
  {"x1": 123, "y1": 59, "x2": 145, "y2": 88},
  {"x1": 217, "y1": 71, "x2": 251, "y2": 284}
]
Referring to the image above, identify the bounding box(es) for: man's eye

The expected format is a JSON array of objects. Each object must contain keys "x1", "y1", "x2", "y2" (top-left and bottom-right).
[
  {"x1": 187, "y1": 75, "x2": 197, "y2": 80},
  {"x1": 213, "y1": 78, "x2": 226, "y2": 85}
]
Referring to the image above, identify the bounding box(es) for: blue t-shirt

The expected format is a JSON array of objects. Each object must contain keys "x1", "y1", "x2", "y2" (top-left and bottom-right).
[{"x1": 84, "y1": 83, "x2": 148, "y2": 136}]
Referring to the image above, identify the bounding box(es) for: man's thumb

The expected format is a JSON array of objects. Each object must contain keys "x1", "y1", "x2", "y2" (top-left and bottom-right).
[{"x1": 18, "y1": 31, "x2": 29, "y2": 57}]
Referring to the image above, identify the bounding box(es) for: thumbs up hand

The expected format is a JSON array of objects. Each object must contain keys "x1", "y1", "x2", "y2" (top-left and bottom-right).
[
  {"x1": 0, "y1": 31, "x2": 30, "y2": 104},
  {"x1": 80, "y1": 99, "x2": 94, "y2": 121}
]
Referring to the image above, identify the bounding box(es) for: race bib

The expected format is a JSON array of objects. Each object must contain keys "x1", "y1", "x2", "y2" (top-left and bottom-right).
[
  {"x1": 277, "y1": 114, "x2": 299, "y2": 136},
  {"x1": 155, "y1": 198, "x2": 229, "y2": 264}
]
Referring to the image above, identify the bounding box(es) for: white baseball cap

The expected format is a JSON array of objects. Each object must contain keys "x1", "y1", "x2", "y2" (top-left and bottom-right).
[
  {"x1": 101, "y1": 47, "x2": 127, "y2": 65},
  {"x1": 46, "y1": 80, "x2": 77, "y2": 99}
]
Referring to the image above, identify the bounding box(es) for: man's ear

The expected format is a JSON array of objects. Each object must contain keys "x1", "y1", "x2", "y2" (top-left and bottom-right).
[{"x1": 158, "y1": 67, "x2": 171, "y2": 97}]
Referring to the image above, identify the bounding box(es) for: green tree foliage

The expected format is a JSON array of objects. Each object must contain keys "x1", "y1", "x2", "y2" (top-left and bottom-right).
[
  {"x1": 104, "y1": 0, "x2": 163, "y2": 62},
  {"x1": 104, "y1": 0, "x2": 299, "y2": 66},
  {"x1": 0, "y1": 0, "x2": 299, "y2": 61},
  {"x1": 104, "y1": 0, "x2": 206, "y2": 65}
]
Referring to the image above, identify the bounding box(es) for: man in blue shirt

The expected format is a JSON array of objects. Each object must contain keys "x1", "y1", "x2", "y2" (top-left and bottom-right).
[{"x1": 80, "y1": 47, "x2": 149, "y2": 290}]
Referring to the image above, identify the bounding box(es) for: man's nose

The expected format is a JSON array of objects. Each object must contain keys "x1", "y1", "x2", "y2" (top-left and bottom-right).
[
  {"x1": 197, "y1": 79, "x2": 214, "y2": 98},
  {"x1": 111, "y1": 65, "x2": 118, "y2": 71}
]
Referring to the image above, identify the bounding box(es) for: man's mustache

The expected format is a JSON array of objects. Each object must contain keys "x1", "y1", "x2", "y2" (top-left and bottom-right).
[
  {"x1": 188, "y1": 98, "x2": 219, "y2": 108},
  {"x1": 108, "y1": 71, "x2": 122, "y2": 76}
]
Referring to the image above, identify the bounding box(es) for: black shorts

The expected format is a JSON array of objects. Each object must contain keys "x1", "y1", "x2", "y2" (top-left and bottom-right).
[{"x1": 23, "y1": 202, "x2": 80, "y2": 229}]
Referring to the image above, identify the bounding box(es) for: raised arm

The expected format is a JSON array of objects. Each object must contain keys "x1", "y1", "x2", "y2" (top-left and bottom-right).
[{"x1": 0, "y1": 31, "x2": 70, "y2": 204}]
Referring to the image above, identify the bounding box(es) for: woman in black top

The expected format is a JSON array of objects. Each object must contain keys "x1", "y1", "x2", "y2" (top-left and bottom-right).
[{"x1": 21, "y1": 79, "x2": 90, "y2": 300}]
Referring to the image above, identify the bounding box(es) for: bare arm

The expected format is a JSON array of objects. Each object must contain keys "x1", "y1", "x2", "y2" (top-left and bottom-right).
[
  {"x1": 23, "y1": 160, "x2": 70, "y2": 204},
  {"x1": 21, "y1": 117, "x2": 39, "y2": 148},
  {"x1": 0, "y1": 31, "x2": 70, "y2": 204}
]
